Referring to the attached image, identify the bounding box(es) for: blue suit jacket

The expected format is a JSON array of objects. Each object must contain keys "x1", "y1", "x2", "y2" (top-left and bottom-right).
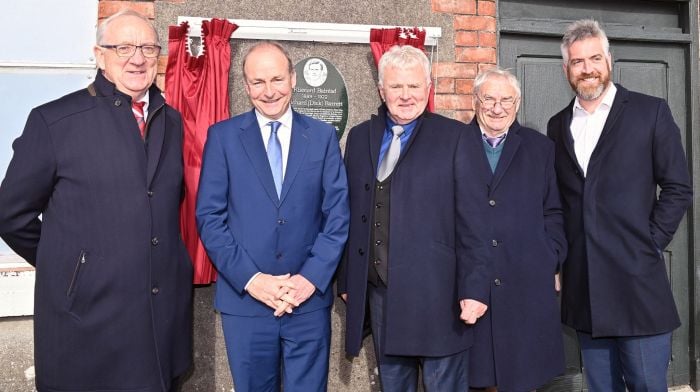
[{"x1": 196, "y1": 109, "x2": 349, "y2": 316}]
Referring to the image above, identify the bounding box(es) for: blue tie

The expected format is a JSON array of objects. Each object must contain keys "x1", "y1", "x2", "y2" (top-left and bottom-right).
[{"x1": 267, "y1": 121, "x2": 283, "y2": 197}]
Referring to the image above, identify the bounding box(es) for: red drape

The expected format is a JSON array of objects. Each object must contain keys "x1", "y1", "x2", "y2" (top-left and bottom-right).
[
  {"x1": 166, "y1": 19, "x2": 238, "y2": 284},
  {"x1": 369, "y1": 27, "x2": 435, "y2": 112}
]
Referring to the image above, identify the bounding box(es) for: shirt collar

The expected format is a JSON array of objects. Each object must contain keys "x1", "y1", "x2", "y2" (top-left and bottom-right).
[
  {"x1": 573, "y1": 82, "x2": 617, "y2": 114},
  {"x1": 385, "y1": 115, "x2": 418, "y2": 136},
  {"x1": 255, "y1": 107, "x2": 293, "y2": 130},
  {"x1": 478, "y1": 124, "x2": 509, "y2": 139},
  {"x1": 137, "y1": 91, "x2": 150, "y2": 112}
]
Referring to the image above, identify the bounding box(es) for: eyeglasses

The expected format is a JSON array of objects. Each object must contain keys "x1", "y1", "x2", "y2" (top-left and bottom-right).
[
  {"x1": 100, "y1": 44, "x2": 161, "y2": 58},
  {"x1": 476, "y1": 95, "x2": 518, "y2": 110}
]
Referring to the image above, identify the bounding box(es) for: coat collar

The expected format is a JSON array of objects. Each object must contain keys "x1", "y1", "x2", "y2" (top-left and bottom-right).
[
  {"x1": 468, "y1": 117, "x2": 522, "y2": 193},
  {"x1": 91, "y1": 70, "x2": 166, "y2": 108},
  {"x1": 89, "y1": 71, "x2": 167, "y2": 187},
  {"x1": 559, "y1": 83, "x2": 629, "y2": 179},
  {"x1": 368, "y1": 105, "x2": 428, "y2": 178}
]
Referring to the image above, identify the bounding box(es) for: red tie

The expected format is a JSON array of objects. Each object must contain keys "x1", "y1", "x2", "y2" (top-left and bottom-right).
[{"x1": 132, "y1": 101, "x2": 146, "y2": 138}]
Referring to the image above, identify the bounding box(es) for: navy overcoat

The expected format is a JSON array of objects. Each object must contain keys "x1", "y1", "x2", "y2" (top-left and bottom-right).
[
  {"x1": 338, "y1": 107, "x2": 490, "y2": 357},
  {"x1": 0, "y1": 72, "x2": 193, "y2": 391},
  {"x1": 547, "y1": 84, "x2": 692, "y2": 336},
  {"x1": 464, "y1": 119, "x2": 567, "y2": 391}
]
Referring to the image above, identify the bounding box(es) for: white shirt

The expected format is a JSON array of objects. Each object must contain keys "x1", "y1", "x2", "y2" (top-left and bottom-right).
[
  {"x1": 255, "y1": 107, "x2": 293, "y2": 179},
  {"x1": 570, "y1": 83, "x2": 617, "y2": 176},
  {"x1": 245, "y1": 107, "x2": 294, "y2": 291}
]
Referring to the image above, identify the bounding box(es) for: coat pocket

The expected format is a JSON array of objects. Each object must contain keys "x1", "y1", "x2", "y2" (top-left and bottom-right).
[{"x1": 66, "y1": 250, "x2": 87, "y2": 297}]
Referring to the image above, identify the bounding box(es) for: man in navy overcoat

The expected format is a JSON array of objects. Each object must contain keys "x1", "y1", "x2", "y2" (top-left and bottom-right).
[
  {"x1": 547, "y1": 19, "x2": 692, "y2": 391},
  {"x1": 0, "y1": 10, "x2": 193, "y2": 392},
  {"x1": 196, "y1": 42, "x2": 349, "y2": 392},
  {"x1": 466, "y1": 68, "x2": 567, "y2": 392},
  {"x1": 337, "y1": 45, "x2": 489, "y2": 392}
]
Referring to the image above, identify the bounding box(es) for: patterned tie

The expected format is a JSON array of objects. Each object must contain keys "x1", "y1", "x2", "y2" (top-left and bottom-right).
[
  {"x1": 132, "y1": 101, "x2": 146, "y2": 138},
  {"x1": 267, "y1": 121, "x2": 283, "y2": 197},
  {"x1": 485, "y1": 133, "x2": 506, "y2": 148},
  {"x1": 377, "y1": 125, "x2": 405, "y2": 181}
]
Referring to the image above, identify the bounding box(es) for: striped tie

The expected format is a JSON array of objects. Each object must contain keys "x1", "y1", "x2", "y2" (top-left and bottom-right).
[{"x1": 132, "y1": 101, "x2": 146, "y2": 138}]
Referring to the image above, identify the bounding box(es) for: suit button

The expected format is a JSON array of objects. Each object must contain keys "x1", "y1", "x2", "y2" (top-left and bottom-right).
[
  {"x1": 491, "y1": 240, "x2": 498, "y2": 247},
  {"x1": 375, "y1": 221, "x2": 381, "y2": 228},
  {"x1": 494, "y1": 279, "x2": 501, "y2": 286},
  {"x1": 277, "y1": 219, "x2": 285, "y2": 225},
  {"x1": 151, "y1": 286, "x2": 160, "y2": 294},
  {"x1": 147, "y1": 190, "x2": 154, "y2": 197},
  {"x1": 377, "y1": 185, "x2": 384, "y2": 191},
  {"x1": 151, "y1": 237, "x2": 159, "y2": 246},
  {"x1": 375, "y1": 203, "x2": 383, "y2": 209},
  {"x1": 114, "y1": 98, "x2": 122, "y2": 107},
  {"x1": 489, "y1": 199, "x2": 496, "y2": 206},
  {"x1": 374, "y1": 259, "x2": 381, "y2": 265},
  {"x1": 276, "y1": 253, "x2": 282, "y2": 259},
  {"x1": 361, "y1": 215, "x2": 367, "y2": 222},
  {"x1": 358, "y1": 248, "x2": 365, "y2": 256},
  {"x1": 375, "y1": 240, "x2": 382, "y2": 246},
  {"x1": 365, "y1": 183, "x2": 370, "y2": 191}
]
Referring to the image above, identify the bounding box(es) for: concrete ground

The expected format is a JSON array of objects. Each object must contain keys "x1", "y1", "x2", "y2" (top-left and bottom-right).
[{"x1": 0, "y1": 285, "x2": 695, "y2": 392}]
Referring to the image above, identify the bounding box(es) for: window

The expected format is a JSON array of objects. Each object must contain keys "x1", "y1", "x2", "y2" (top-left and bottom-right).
[{"x1": 0, "y1": 0, "x2": 97, "y2": 316}]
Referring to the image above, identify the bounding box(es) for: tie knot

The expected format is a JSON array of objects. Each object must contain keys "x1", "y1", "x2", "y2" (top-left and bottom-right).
[
  {"x1": 269, "y1": 121, "x2": 281, "y2": 134},
  {"x1": 484, "y1": 133, "x2": 506, "y2": 148},
  {"x1": 132, "y1": 100, "x2": 145, "y2": 111},
  {"x1": 391, "y1": 125, "x2": 405, "y2": 138}
]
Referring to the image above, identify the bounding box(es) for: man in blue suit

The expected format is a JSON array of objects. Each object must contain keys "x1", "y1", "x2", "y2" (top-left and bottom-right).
[
  {"x1": 547, "y1": 20, "x2": 692, "y2": 391},
  {"x1": 337, "y1": 45, "x2": 489, "y2": 392},
  {"x1": 196, "y1": 42, "x2": 349, "y2": 392}
]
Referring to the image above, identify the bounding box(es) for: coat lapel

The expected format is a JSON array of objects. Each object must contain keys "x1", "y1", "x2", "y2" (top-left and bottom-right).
[
  {"x1": 558, "y1": 99, "x2": 585, "y2": 177},
  {"x1": 466, "y1": 119, "x2": 497, "y2": 184},
  {"x1": 368, "y1": 112, "x2": 385, "y2": 178},
  {"x1": 489, "y1": 123, "x2": 522, "y2": 192},
  {"x1": 239, "y1": 110, "x2": 280, "y2": 205},
  {"x1": 279, "y1": 111, "x2": 310, "y2": 203},
  {"x1": 145, "y1": 101, "x2": 165, "y2": 187},
  {"x1": 586, "y1": 84, "x2": 628, "y2": 177}
]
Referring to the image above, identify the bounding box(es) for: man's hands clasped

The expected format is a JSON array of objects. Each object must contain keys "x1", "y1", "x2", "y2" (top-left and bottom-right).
[{"x1": 247, "y1": 273, "x2": 316, "y2": 317}]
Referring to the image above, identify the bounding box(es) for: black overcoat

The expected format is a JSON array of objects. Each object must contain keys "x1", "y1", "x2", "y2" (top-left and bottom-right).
[
  {"x1": 546, "y1": 84, "x2": 692, "y2": 336},
  {"x1": 0, "y1": 72, "x2": 193, "y2": 391}
]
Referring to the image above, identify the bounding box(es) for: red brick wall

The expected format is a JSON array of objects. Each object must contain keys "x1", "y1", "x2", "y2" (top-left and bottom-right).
[
  {"x1": 98, "y1": 0, "x2": 497, "y2": 121},
  {"x1": 431, "y1": 0, "x2": 496, "y2": 122}
]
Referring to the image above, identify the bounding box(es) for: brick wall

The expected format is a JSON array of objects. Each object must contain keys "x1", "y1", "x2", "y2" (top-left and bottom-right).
[
  {"x1": 97, "y1": 0, "x2": 497, "y2": 123},
  {"x1": 431, "y1": 0, "x2": 497, "y2": 122}
]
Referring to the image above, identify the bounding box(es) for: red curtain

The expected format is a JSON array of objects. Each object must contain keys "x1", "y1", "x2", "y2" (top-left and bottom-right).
[
  {"x1": 166, "y1": 19, "x2": 238, "y2": 284},
  {"x1": 369, "y1": 27, "x2": 435, "y2": 112}
]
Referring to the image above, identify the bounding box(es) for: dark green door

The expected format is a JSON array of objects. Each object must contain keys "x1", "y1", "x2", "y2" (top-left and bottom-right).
[{"x1": 498, "y1": 1, "x2": 696, "y2": 388}]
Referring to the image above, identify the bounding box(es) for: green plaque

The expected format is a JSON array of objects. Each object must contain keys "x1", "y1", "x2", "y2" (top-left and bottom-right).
[{"x1": 292, "y1": 57, "x2": 349, "y2": 139}]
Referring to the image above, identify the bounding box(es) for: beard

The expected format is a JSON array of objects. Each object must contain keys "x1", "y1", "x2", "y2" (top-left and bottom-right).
[{"x1": 569, "y1": 71, "x2": 610, "y2": 101}]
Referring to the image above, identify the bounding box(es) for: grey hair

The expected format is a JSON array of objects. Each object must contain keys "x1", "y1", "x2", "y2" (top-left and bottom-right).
[
  {"x1": 96, "y1": 9, "x2": 159, "y2": 45},
  {"x1": 560, "y1": 19, "x2": 610, "y2": 63},
  {"x1": 377, "y1": 45, "x2": 431, "y2": 88},
  {"x1": 473, "y1": 68, "x2": 521, "y2": 99},
  {"x1": 242, "y1": 41, "x2": 295, "y2": 78}
]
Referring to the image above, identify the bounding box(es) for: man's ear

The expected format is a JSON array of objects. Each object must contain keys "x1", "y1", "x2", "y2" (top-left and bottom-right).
[{"x1": 94, "y1": 46, "x2": 105, "y2": 70}]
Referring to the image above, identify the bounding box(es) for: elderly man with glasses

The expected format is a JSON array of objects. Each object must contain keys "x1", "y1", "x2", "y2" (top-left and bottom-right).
[
  {"x1": 0, "y1": 10, "x2": 192, "y2": 392},
  {"x1": 464, "y1": 68, "x2": 568, "y2": 392}
]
